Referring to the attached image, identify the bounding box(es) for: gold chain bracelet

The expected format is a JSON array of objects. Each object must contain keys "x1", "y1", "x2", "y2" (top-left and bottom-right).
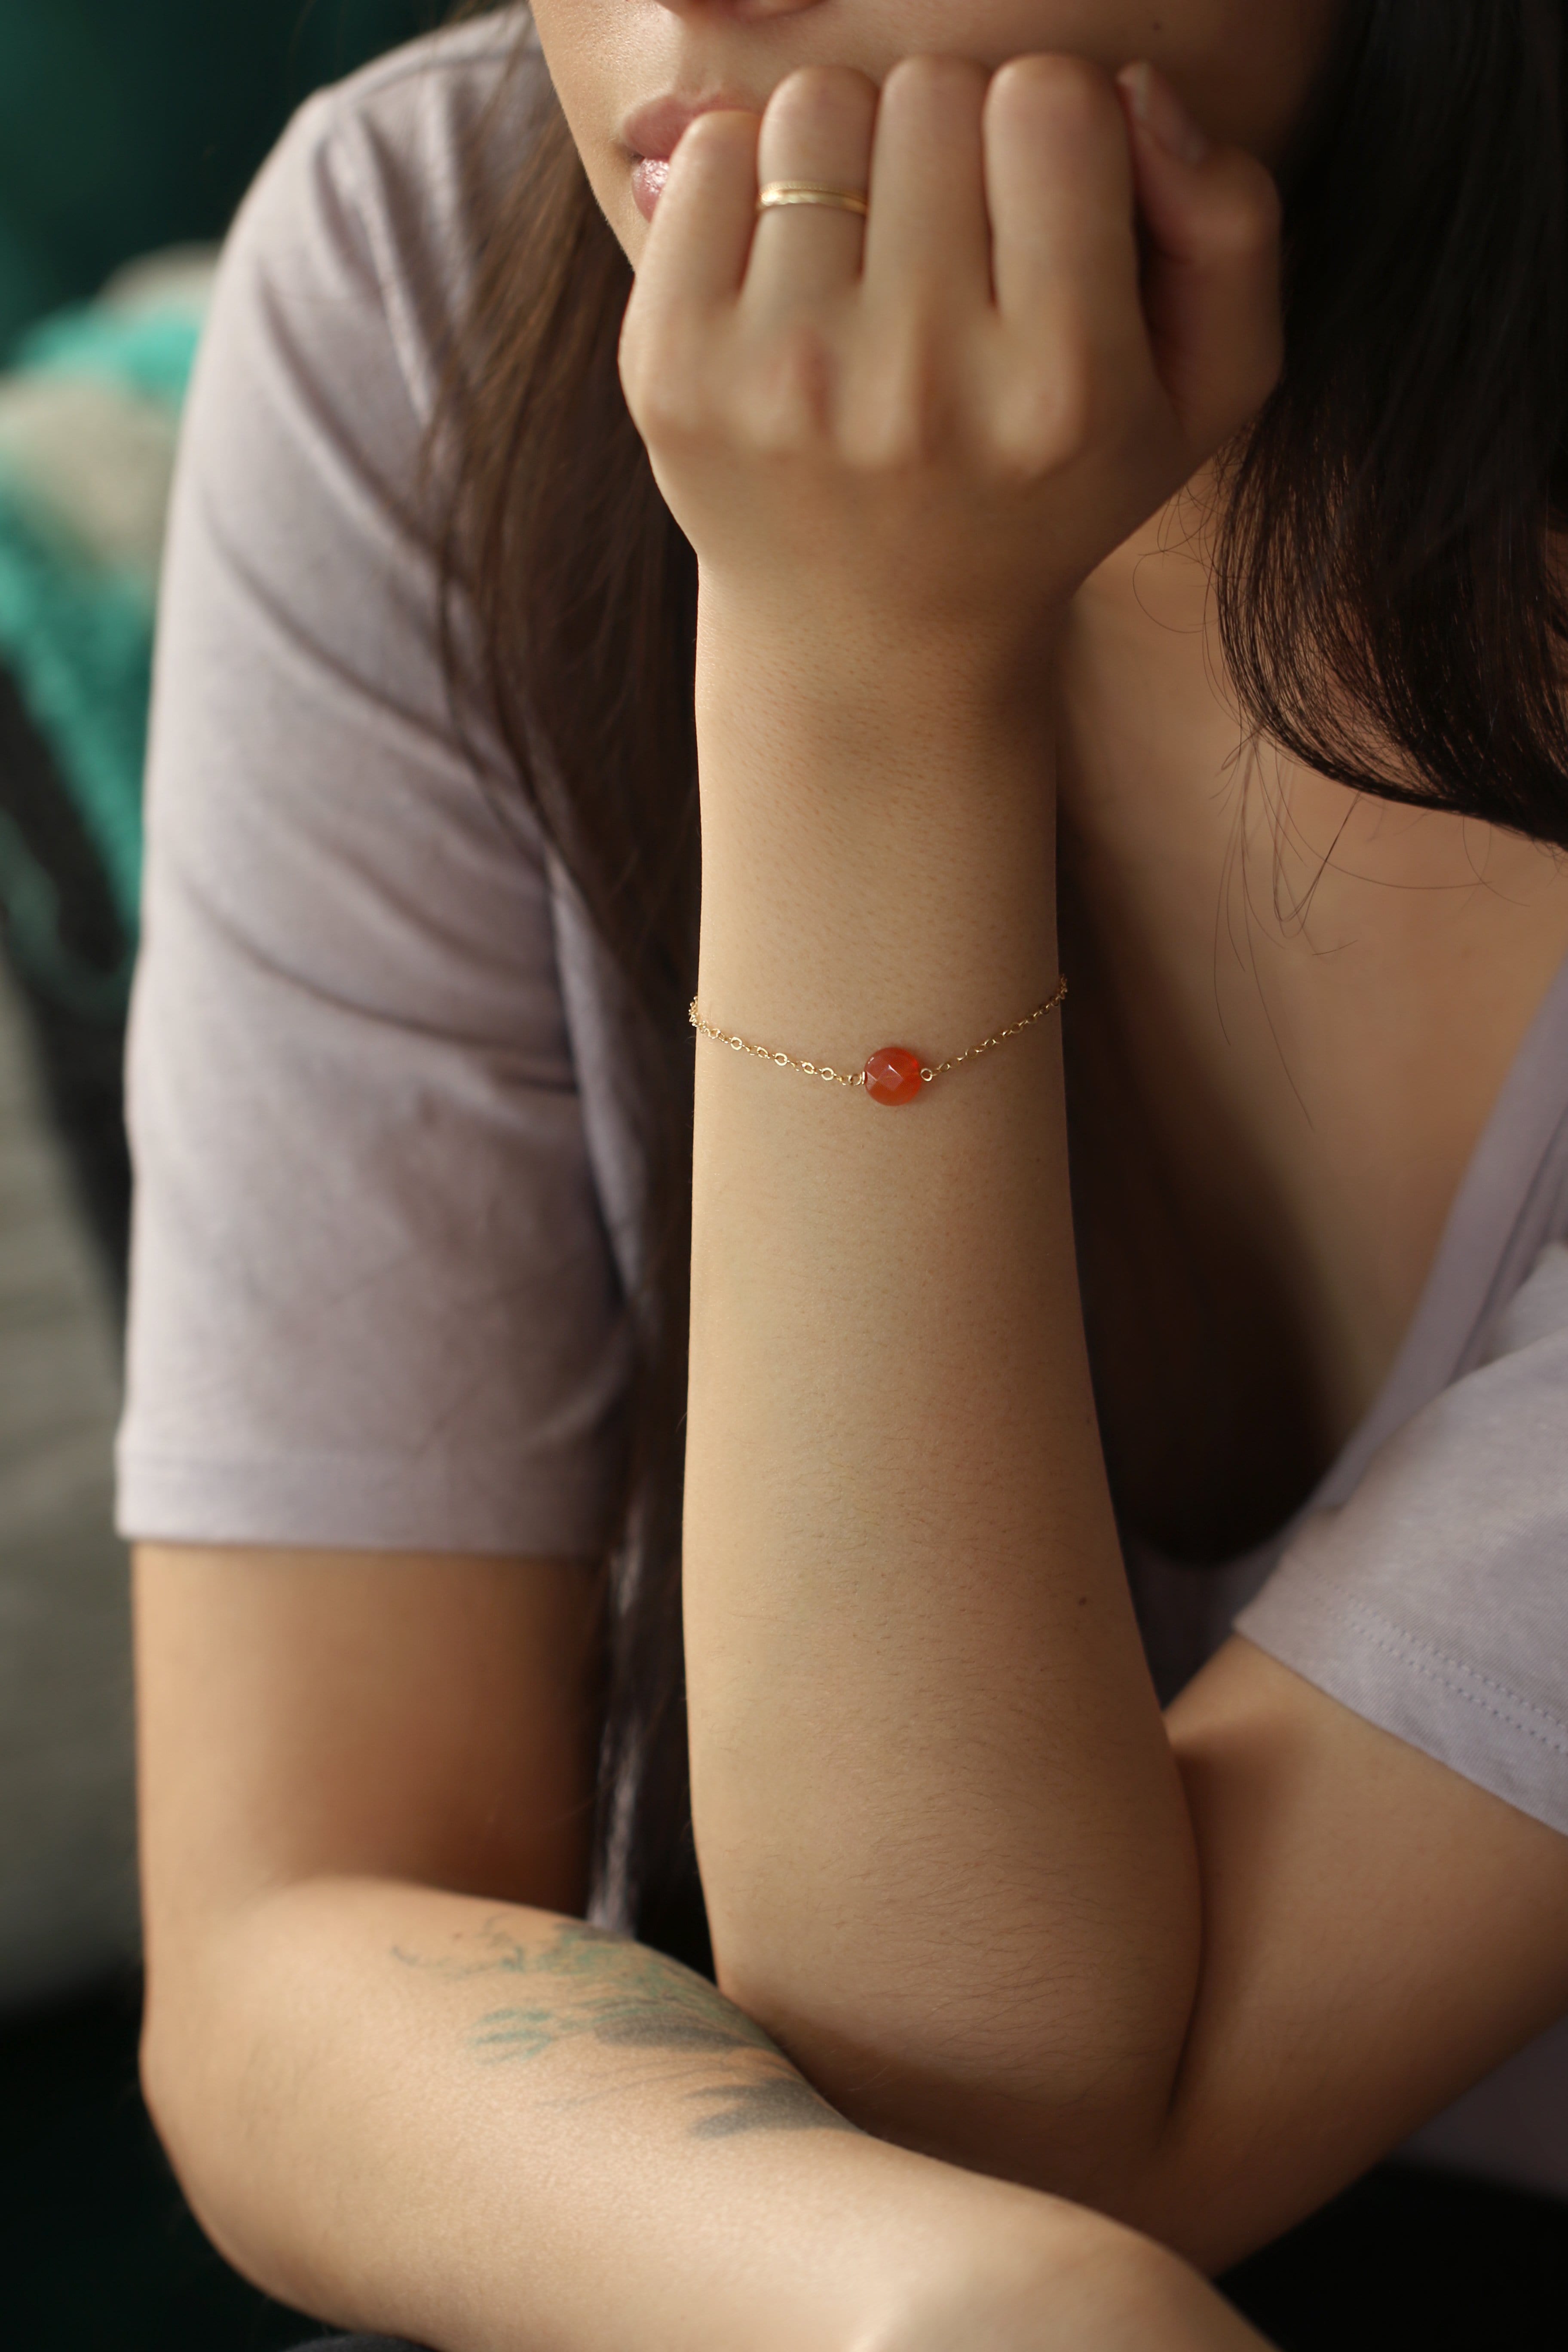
[{"x1": 688, "y1": 976, "x2": 1067, "y2": 1107}]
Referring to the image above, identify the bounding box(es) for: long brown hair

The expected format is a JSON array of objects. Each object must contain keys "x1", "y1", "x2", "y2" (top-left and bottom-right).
[
  {"x1": 436, "y1": 0, "x2": 1568, "y2": 1970},
  {"x1": 437, "y1": 6, "x2": 706, "y2": 1964}
]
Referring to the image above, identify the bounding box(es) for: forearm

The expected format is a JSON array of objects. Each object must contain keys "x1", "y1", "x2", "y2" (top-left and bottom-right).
[
  {"x1": 142, "y1": 1874, "x2": 1051, "y2": 2350},
  {"x1": 683, "y1": 616, "x2": 1199, "y2": 2193},
  {"x1": 144, "y1": 1870, "x2": 1280, "y2": 2352}
]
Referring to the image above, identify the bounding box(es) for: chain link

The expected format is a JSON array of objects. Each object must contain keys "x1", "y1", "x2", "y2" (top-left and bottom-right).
[
  {"x1": 920, "y1": 974, "x2": 1069, "y2": 1081},
  {"x1": 687, "y1": 1008, "x2": 867, "y2": 1086},
  {"x1": 688, "y1": 975, "x2": 1067, "y2": 1092}
]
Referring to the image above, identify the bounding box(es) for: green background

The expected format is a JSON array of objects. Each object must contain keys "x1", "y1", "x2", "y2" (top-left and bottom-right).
[
  {"x1": 0, "y1": 19, "x2": 447, "y2": 2346},
  {"x1": 0, "y1": 0, "x2": 440, "y2": 355}
]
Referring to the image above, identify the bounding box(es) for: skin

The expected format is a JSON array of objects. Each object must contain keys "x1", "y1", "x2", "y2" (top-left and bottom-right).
[
  {"x1": 137, "y1": 1549, "x2": 1266, "y2": 2351},
  {"x1": 539, "y1": 0, "x2": 1340, "y2": 196},
  {"x1": 135, "y1": 2, "x2": 1568, "y2": 2346},
  {"x1": 591, "y1": 0, "x2": 1568, "y2": 2251}
]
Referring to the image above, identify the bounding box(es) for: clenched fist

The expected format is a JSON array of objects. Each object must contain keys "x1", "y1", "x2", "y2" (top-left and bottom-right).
[{"x1": 620, "y1": 54, "x2": 1281, "y2": 674}]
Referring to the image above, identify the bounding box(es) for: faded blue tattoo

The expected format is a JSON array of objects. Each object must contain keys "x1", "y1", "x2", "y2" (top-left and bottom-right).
[{"x1": 395, "y1": 1917, "x2": 858, "y2": 2141}]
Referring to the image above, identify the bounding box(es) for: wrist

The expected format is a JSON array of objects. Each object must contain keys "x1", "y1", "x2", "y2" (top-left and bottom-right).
[
  {"x1": 690, "y1": 578, "x2": 1064, "y2": 1083},
  {"x1": 853, "y1": 2181, "x2": 1210, "y2": 2352},
  {"x1": 876, "y1": 2199, "x2": 1264, "y2": 2352},
  {"x1": 694, "y1": 573, "x2": 1066, "y2": 801},
  {"x1": 728, "y1": 2141, "x2": 1126, "y2": 2352}
]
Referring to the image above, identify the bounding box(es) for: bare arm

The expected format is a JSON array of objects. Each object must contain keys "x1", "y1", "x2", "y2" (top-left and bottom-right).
[
  {"x1": 135, "y1": 1542, "x2": 1269, "y2": 2351},
  {"x1": 627, "y1": 54, "x2": 1568, "y2": 2268},
  {"x1": 632, "y1": 51, "x2": 1264, "y2": 2209}
]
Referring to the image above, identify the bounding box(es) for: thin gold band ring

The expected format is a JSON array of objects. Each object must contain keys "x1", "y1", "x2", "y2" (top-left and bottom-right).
[{"x1": 756, "y1": 181, "x2": 870, "y2": 220}]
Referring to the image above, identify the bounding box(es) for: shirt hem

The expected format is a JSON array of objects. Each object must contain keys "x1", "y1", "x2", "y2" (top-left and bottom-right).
[
  {"x1": 1236, "y1": 1586, "x2": 1568, "y2": 1842},
  {"x1": 116, "y1": 1448, "x2": 615, "y2": 1561}
]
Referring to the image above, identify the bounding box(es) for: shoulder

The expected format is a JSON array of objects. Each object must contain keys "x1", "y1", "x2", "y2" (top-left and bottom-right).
[
  {"x1": 225, "y1": 8, "x2": 550, "y2": 424},
  {"x1": 148, "y1": 13, "x2": 560, "y2": 989}
]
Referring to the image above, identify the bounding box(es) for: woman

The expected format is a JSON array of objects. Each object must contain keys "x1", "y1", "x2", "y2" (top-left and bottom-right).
[{"x1": 124, "y1": 1, "x2": 1568, "y2": 2345}]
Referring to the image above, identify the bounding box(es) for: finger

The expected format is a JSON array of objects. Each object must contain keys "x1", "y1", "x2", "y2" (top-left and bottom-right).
[
  {"x1": 861, "y1": 55, "x2": 991, "y2": 315},
  {"x1": 641, "y1": 108, "x2": 762, "y2": 313},
  {"x1": 621, "y1": 111, "x2": 759, "y2": 438},
  {"x1": 750, "y1": 67, "x2": 878, "y2": 309},
  {"x1": 983, "y1": 56, "x2": 1144, "y2": 350},
  {"x1": 1116, "y1": 64, "x2": 1283, "y2": 452}
]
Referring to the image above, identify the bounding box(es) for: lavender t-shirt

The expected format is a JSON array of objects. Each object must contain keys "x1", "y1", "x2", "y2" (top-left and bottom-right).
[{"x1": 116, "y1": 14, "x2": 1568, "y2": 2200}]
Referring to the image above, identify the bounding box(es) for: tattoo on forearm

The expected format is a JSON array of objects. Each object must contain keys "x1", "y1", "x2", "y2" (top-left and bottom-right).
[{"x1": 395, "y1": 1917, "x2": 858, "y2": 2142}]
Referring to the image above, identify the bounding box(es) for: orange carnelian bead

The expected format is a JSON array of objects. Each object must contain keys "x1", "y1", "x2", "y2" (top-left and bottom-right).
[{"x1": 864, "y1": 1046, "x2": 924, "y2": 1106}]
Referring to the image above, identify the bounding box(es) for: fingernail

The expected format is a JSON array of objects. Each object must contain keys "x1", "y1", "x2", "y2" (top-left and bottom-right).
[{"x1": 1121, "y1": 62, "x2": 1211, "y2": 168}]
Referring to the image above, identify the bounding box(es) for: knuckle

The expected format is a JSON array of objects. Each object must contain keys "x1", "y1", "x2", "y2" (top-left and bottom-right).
[
  {"x1": 750, "y1": 321, "x2": 839, "y2": 451},
  {"x1": 678, "y1": 108, "x2": 753, "y2": 177},
  {"x1": 1039, "y1": 369, "x2": 1098, "y2": 466},
  {"x1": 1205, "y1": 167, "x2": 1283, "y2": 263},
  {"x1": 995, "y1": 355, "x2": 1097, "y2": 478},
  {"x1": 859, "y1": 327, "x2": 962, "y2": 469},
  {"x1": 882, "y1": 51, "x2": 988, "y2": 116},
  {"x1": 992, "y1": 50, "x2": 1117, "y2": 134},
  {"x1": 844, "y1": 411, "x2": 925, "y2": 476},
  {"x1": 768, "y1": 62, "x2": 876, "y2": 138},
  {"x1": 630, "y1": 368, "x2": 710, "y2": 448},
  {"x1": 616, "y1": 318, "x2": 655, "y2": 410},
  {"x1": 621, "y1": 317, "x2": 718, "y2": 445}
]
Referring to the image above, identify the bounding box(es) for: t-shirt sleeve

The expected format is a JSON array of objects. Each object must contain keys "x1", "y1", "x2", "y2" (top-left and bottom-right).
[
  {"x1": 1236, "y1": 1241, "x2": 1568, "y2": 1837},
  {"x1": 116, "y1": 50, "x2": 630, "y2": 1558}
]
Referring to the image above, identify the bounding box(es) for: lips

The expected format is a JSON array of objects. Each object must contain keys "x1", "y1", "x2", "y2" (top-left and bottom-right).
[
  {"x1": 623, "y1": 91, "x2": 764, "y2": 223},
  {"x1": 622, "y1": 91, "x2": 762, "y2": 166}
]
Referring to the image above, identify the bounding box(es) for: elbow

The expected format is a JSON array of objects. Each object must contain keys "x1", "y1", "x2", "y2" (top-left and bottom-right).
[
  {"x1": 139, "y1": 1987, "x2": 230, "y2": 2233},
  {"x1": 138, "y1": 1938, "x2": 322, "y2": 2318},
  {"x1": 137, "y1": 1998, "x2": 182, "y2": 2172},
  {"x1": 712, "y1": 1942, "x2": 1186, "y2": 2213},
  {"x1": 139, "y1": 1966, "x2": 214, "y2": 2215},
  {"x1": 700, "y1": 1819, "x2": 1201, "y2": 2217}
]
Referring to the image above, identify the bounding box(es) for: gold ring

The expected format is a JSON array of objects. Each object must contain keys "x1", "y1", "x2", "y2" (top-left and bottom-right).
[{"x1": 756, "y1": 181, "x2": 870, "y2": 220}]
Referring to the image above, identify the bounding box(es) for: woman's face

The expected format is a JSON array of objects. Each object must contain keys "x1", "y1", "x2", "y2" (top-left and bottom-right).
[{"x1": 529, "y1": 0, "x2": 1348, "y2": 258}]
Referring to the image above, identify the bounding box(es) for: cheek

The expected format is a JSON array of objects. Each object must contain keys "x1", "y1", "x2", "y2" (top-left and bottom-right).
[
  {"x1": 1136, "y1": 0, "x2": 1348, "y2": 159},
  {"x1": 528, "y1": 1, "x2": 643, "y2": 245}
]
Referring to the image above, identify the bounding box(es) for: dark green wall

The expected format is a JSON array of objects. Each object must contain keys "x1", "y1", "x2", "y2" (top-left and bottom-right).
[{"x1": 0, "y1": 0, "x2": 442, "y2": 354}]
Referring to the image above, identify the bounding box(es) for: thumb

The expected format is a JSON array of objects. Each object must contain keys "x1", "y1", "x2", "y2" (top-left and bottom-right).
[{"x1": 1115, "y1": 64, "x2": 1284, "y2": 459}]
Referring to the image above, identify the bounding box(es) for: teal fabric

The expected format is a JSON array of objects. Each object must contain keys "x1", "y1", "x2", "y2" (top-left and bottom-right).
[
  {"x1": 0, "y1": 482, "x2": 153, "y2": 961},
  {"x1": 0, "y1": 295, "x2": 210, "y2": 981},
  {"x1": 16, "y1": 305, "x2": 204, "y2": 413},
  {"x1": 0, "y1": 297, "x2": 207, "y2": 959},
  {"x1": 0, "y1": 0, "x2": 439, "y2": 356},
  {"x1": 0, "y1": 1, "x2": 445, "y2": 998}
]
